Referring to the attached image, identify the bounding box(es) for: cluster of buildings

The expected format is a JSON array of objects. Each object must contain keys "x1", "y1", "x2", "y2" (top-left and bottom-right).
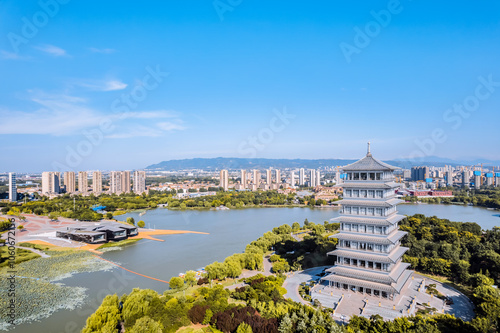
[
  {"x1": 219, "y1": 168, "x2": 330, "y2": 191},
  {"x1": 406, "y1": 165, "x2": 500, "y2": 190},
  {"x1": 39, "y1": 170, "x2": 147, "y2": 197}
]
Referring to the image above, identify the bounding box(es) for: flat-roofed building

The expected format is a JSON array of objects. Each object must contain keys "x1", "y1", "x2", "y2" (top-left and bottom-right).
[
  {"x1": 78, "y1": 171, "x2": 88, "y2": 193},
  {"x1": 63, "y1": 171, "x2": 76, "y2": 193},
  {"x1": 133, "y1": 170, "x2": 147, "y2": 194},
  {"x1": 42, "y1": 171, "x2": 60, "y2": 195},
  {"x1": 93, "y1": 171, "x2": 102, "y2": 193},
  {"x1": 8, "y1": 172, "x2": 17, "y2": 202},
  {"x1": 220, "y1": 169, "x2": 229, "y2": 191}
]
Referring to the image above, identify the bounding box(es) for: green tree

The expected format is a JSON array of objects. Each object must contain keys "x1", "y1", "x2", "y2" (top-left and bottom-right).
[
  {"x1": 137, "y1": 220, "x2": 145, "y2": 228},
  {"x1": 236, "y1": 322, "x2": 253, "y2": 333},
  {"x1": 130, "y1": 316, "x2": 164, "y2": 333},
  {"x1": 169, "y1": 276, "x2": 184, "y2": 289},
  {"x1": 126, "y1": 217, "x2": 135, "y2": 225},
  {"x1": 184, "y1": 270, "x2": 197, "y2": 287}
]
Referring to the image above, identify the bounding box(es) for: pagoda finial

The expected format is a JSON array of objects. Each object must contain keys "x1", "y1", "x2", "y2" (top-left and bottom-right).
[{"x1": 367, "y1": 141, "x2": 371, "y2": 156}]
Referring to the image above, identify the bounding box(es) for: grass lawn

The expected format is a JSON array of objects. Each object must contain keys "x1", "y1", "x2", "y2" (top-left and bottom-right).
[
  {"x1": 97, "y1": 238, "x2": 141, "y2": 249},
  {"x1": 0, "y1": 246, "x2": 40, "y2": 267}
]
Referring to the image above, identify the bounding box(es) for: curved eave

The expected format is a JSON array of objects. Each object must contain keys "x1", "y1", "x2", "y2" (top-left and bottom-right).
[
  {"x1": 332, "y1": 214, "x2": 406, "y2": 226},
  {"x1": 336, "y1": 198, "x2": 403, "y2": 207}
]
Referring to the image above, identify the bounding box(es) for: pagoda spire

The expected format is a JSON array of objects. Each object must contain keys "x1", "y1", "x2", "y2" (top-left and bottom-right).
[{"x1": 367, "y1": 141, "x2": 372, "y2": 156}]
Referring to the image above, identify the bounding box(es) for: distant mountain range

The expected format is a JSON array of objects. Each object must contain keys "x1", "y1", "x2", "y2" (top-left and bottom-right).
[{"x1": 146, "y1": 157, "x2": 500, "y2": 171}]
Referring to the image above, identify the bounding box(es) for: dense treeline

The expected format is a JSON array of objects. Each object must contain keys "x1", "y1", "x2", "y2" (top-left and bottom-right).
[
  {"x1": 0, "y1": 190, "x2": 331, "y2": 222},
  {"x1": 405, "y1": 187, "x2": 500, "y2": 209},
  {"x1": 83, "y1": 215, "x2": 500, "y2": 333},
  {"x1": 400, "y1": 214, "x2": 500, "y2": 285}
]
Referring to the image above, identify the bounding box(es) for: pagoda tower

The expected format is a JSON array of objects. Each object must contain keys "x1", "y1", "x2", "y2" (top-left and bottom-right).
[{"x1": 322, "y1": 143, "x2": 412, "y2": 300}]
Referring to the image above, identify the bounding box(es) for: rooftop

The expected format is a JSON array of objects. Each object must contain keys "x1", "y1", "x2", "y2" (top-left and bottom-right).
[{"x1": 342, "y1": 143, "x2": 399, "y2": 172}]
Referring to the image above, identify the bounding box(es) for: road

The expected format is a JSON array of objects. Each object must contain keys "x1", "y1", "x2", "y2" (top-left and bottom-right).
[{"x1": 283, "y1": 266, "x2": 329, "y2": 305}]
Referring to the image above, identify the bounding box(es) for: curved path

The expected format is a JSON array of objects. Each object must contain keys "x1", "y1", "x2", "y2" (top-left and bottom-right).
[{"x1": 283, "y1": 266, "x2": 329, "y2": 305}]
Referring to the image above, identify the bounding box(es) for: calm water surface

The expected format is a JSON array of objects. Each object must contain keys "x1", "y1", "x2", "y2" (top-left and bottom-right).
[{"x1": 10, "y1": 205, "x2": 500, "y2": 333}]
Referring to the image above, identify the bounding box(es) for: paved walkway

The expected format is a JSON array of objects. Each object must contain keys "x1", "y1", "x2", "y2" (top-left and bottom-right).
[
  {"x1": 15, "y1": 245, "x2": 51, "y2": 258},
  {"x1": 283, "y1": 266, "x2": 329, "y2": 305},
  {"x1": 283, "y1": 268, "x2": 475, "y2": 322}
]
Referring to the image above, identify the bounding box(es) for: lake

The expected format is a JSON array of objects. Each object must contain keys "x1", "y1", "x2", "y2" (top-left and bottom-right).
[{"x1": 7, "y1": 204, "x2": 500, "y2": 333}]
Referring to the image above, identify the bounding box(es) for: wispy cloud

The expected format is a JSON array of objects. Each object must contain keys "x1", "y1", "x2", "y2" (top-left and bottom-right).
[
  {"x1": 157, "y1": 121, "x2": 186, "y2": 131},
  {"x1": 0, "y1": 92, "x2": 101, "y2": 135},
  {"x1": 0, "y1": 91, "x2": 187, "y2": 139},
  {"x1": 35, "y1": 44, "x2": 68, "y2": 57},
  {"x1": 76, "y1": 79, "x2": 128, "y2": 91},
  {"x1": 0, "y1": 50, "x2": 30, "y2": 60},
  {"x1": 89, "y1": 47, "x2": 116, "y2": 54}
]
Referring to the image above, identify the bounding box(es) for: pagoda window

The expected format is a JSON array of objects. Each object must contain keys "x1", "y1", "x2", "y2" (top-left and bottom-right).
[
  {"x1": 345, "y1": 241, "x2": 351, "y2": 247},
  {"x1": 345, "y1": 223, "x2": 351, "y2": 231},
  {"x1": 360, "y1": 207, "x2": 366, "y2": 215},
  {"x1": 376, "y1": 208, "x2": 383, "y2": 216},
  {"x1": 376, "y1": 190, "x2": 383, "y2": 198},
  {"x1": 361, "y1": 190, "x2": 367, "y2": 197},
  {"x1": 368, "y1": 190, "x2": 374, "y2": 198},
  {"x1": 353, "y1": 173, "x2": 360, "y2": 180},
  {"x1": 376, "y1": 173, "x2": 381, "y2": 180},
  {"x1": 360, "y1": 260, "x2": 366, "y2": 267},
  {"x1": 361, "y1": 173, "x2": 367, "y2": 180},
  {"x1": 346, "y1": 173, "x2": 352, "y2": 180},
  {"x1": 344, "y1": 258, "x2": 350, "y2": 264},
  {"x1": 375, "y1": 263, "x2": 382, "y2": 270},
  {"x1": 360, "y1": 225, "x2": 366, "y2": 232},
  {"x1": 375, "y1": 244, "x2": 381, "y2": 251},
  {"x1": 367, "y1": 225, "x2": 374, "y2": 233},
  {"x1": 360, "y1": 243, "x2": 366, "y2": 250},
  {"x1": 367, "y1": 243, "x2": 373, "y2": 251},
  {"x1": 345, "y1": 207, "x2": 351, "y2": 214},
  {"x1": 352, "y1": 259, "x2": 358, "y2": 266},
  {"x1": 368, "y1": 208, "x2": 374, "y2": 215},
  {"x1": 383, "y1": 227, "x2": 387, "y2": 234},
  {"x1": 353, "y1": 190, "x2": 359, "y2": 197},
  {"x1": 352, "y1": 225, "x2": 358, "y2": 232},
  {"x1": 345, "y1": 189, "x2": 352, "y2": 197},
  {"x1": 368, "y1": 261, "x2": 374, "y2": 269},
  {"x1": 375, "y1": 226, "x2": 382, "y2": 234},
  {"x1": 353, "y1": 207, "x2": 359, "y2": 214},
  {"x1": 369, "y1": 173, "x2": 376, "y2": 180}
]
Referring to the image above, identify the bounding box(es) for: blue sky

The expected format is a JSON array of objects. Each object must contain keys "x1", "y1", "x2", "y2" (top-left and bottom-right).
[{"x1": 1, "y1": 0, "x2": 499, "y2": 172}]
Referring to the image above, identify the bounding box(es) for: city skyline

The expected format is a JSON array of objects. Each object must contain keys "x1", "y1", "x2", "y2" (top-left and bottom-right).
[{"x1": 1, "y1": 1, "x2": 499, "y2": 173}]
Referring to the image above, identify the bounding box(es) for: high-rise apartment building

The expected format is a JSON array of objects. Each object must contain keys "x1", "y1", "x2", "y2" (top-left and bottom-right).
[
  {"x1": 275, "y1": 169, "x2": 281, "y2": 184},
  {"x1": 8, "y1": 173, "x2": 17, "y2": 202},
  {"x1": 78, "y1": 171, "x2": 88, "y2": 193},
  {"x1": 133, "y1": 171, "x2": 147, "y2": 194},
  {"x1": 110, "y1": 171, "x2": 122, "y2": 194},
  {"x1": 411, "y1": 166, "x2": 429, "y2": 181},
  {"x1": 241, "y1": 170, "x2": 247, "y2": 189},
  {"x1": 310, "y1": 169, "x2": 316, "y2": 187},
  {"x1": 266, "y1": 169, "x2": 272, "y2": 185},
  {"x1": 253, "y1": 169, "x2": 260, "y2": 185},
  {"x1": 42, "y1": 172, "x2": 60, "y2": 195},
  {"x1": 220, "y1": 170, "x2": 229, "y2": 191},
  {"x1": 93, "y1": 171, "x2": 102, "y2": 193},
  {"x1": 316, "y1": 170, "x2": 321, "y2": 187},
  {"x1": 299, "y1": 168, "x2": 305, "y2": 186},
  {"x1": 63, "y1": 171, "x2": 76, "y2": 193},
  {"x1": 290, "y1": 171, "x2": 295, "y2": 186},
  {"x1": 109, "y1": 171, "x2": 131, "y2": 194}
]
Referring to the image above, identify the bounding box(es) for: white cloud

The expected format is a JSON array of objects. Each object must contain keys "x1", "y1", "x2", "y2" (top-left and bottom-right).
[
  {"x1": 0, "y1": 50, "x2": 30, "y2": 60},
  {"x1": 35, "y1": 45, "x2": 68, "y2": 57},
  {"x1": 0, "y1": 92, "x2": 102, "y2": 135},
  {"x1": 76, "y1": 79, "x2": 127, "y2": 91},
  {"x1": 89, "y1": 47, "x2": 116, "y2": 54},
  {"x1": 157, "y1": 121, "x2": 186, "y2": 131},
  {"x1": 121, "y1": 110, "x2": 180, "y2": 119},
  {"x1": 0, "y1": 91, "x2": 186, "y2": 138}
]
